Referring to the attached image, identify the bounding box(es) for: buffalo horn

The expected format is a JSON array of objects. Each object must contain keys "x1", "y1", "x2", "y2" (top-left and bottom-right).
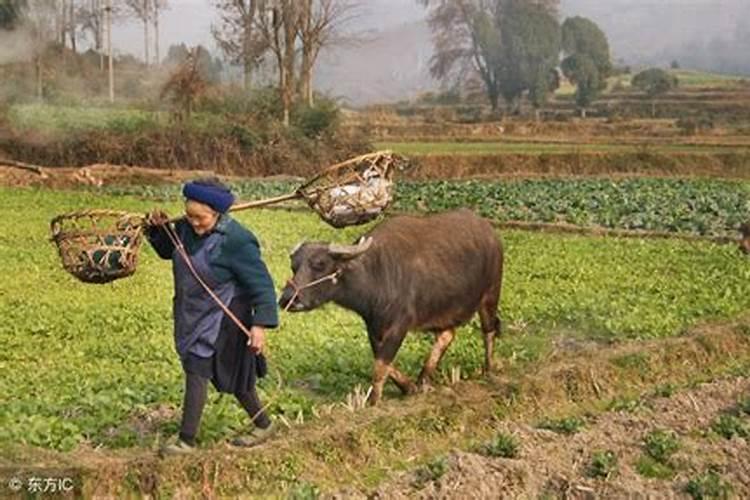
[{"x1": 328, "y1": 236, "x2": 373, "y2": 259}]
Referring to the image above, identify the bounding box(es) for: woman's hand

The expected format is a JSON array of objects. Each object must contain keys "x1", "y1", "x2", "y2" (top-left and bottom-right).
[
  {"x1": 146, "y1": 209, "x2": 170, "y2": 226},
  {"x1": 247, "y1": 326, "x2": 266, "y2": 354}
]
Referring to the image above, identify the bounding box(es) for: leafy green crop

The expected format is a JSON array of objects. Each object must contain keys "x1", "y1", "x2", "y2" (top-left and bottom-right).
[
  {"x1": 1, "y1": 187, "x2": 750, "y2": 452},
  {"x1": 394, "y1": 178, "x2": 750, "y2": 237},
  {"x1": 105, "y1": 177, "x2": 750, "y2": 238}
]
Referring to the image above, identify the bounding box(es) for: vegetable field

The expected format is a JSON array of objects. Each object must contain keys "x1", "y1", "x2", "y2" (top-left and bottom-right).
[
  {"x1": 1, "y1": 186, "x2": 750, "y2": 455},
  {"x1": 108, "y1": 177, "x2": 750, "y2": 237}
]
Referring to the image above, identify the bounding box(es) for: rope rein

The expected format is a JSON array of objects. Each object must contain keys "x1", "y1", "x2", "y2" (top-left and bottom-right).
[
  {"x1": 162, "y1": 223, "x2": 254, "y2": 339},
  {"x1": 161, "y1": 222, "x2": 285, "y2": 424},
  {"x1": 283, "y1": 269, "x2": 342, "y2": 312}
]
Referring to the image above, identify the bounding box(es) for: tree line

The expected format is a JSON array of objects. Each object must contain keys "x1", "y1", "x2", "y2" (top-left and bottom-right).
[
  {"x1": 0, "y1": 0, "x2": 359, "y2": 126},
  {"x1": 419, "y1": 0, "x2": 614, "y2": 117}
]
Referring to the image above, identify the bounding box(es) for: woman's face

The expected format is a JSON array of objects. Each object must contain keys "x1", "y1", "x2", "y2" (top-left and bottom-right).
[{"x1": 185, "y1": 200, "x2": 219, "y2": 236}]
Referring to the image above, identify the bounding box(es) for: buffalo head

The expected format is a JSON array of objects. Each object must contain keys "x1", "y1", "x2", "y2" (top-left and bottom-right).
[{"x1": 279, "y1": 237, "x2": 373, "y2": 312}]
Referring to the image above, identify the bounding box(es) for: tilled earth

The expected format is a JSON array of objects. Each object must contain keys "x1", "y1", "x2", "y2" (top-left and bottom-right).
[{"x1": 362, "y1": 376, "x2": 750, "y2": 499}]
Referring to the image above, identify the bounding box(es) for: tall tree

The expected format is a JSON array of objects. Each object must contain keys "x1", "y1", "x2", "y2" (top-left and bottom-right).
[
  {"x1": 561, "y1": 16, "x2": 610, "y2": 78},
  {"x1": 297, "y1": 0, "x2": 360, "y2": 106},
  {"x1": 106, "y1": 0, "x2": 113, "y2": 101},
  {"x1": 495, "y1": 0, "x2": 560, "y2": 113},
  {"x1": 560, "y1": 16, "x2": 611, "y2": 117},
  {"x1": 0, "y1": 0, "x2": 26, "y2": 30},
  {"x1": 212, "y1": 0, "x2": 263, "y2": 91},
  {"x1": 79, "y1": 0, "x2": 105, "y2": 69},
  {"x1": 560, "y1": 53, "x2": 599, "y2": 116},
  {"x1": 632, "y1": 68, "x2": 678, "y2": 117},
  {"x1": 161, "y1": 47, "x2": 209, "y2": 120},
  {"x1": 164, "y1": 43, "x2": 223, "y2": 84},
  {"x1": 418, "y1": 0, "x2": 559, "y2": 111},
  {"x1": 68, "y1": 0, "x2": 77, "y2": 52},
  {"x1": 254, "y1": 0, "x2": 299, "y2": 126},
  {"x1": 152, "y1": 0, "x2": 166, "y2": 64},
  {"x1": 19, "y1": 0, "x2": 58, "y2": 98},
  {"x1": 125, "y1": 0, "x2": 150, "y2": 65}
]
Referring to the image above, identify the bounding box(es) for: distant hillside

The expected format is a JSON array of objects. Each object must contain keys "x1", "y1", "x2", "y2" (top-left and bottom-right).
[
  {"x1": 312, "y1": 0, "x2": 750, "y2": 105},
  {"x1": 562, "y1": 0, "x2": 750, "y2": 74}
]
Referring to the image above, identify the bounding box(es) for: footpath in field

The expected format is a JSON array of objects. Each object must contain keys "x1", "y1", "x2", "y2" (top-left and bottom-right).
[{"x1": 2, "y1": 318, "x2": 749, "y2": 497}]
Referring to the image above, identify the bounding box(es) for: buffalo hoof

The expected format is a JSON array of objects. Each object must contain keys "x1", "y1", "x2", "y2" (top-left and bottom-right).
[
  {"x1": 401, "y1": 382, "x2": 418, "y2": 395},
  {"x1": 416, "y1": 379, "x2": 435, "y2": 394},
  {"x1": 367, "y1": 392, "x2": 381, "y2": 406}
]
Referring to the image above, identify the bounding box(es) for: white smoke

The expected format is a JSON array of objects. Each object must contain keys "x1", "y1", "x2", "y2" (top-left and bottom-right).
[{"x1": 0, "y1": 28, "x2": 34, "y2": 65}]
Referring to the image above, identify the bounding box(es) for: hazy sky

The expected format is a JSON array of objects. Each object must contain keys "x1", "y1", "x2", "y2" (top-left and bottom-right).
[
  {"x1": 88, "y1": 0, "x2": 750, "y2": 103},
  {"x1": 111, "y1": 0, "x2": 427, "y2": 59}
]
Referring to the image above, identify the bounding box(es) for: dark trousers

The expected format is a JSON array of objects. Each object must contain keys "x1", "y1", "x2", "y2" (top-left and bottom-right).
[{"x1": 179, "y1": 370, "x2": 271, "y2": 446}]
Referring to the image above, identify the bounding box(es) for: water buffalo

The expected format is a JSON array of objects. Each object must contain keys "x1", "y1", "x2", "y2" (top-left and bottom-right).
[
  {"x1": 740, "y1": 222, "x2": 750, "y2": 255},
  {"x1": 279, "y1": 209, "x2": 503, "y2": 405}
]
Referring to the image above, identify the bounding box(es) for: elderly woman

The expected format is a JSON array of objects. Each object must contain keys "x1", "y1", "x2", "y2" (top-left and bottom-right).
[{"x1": 146, "y1": 178, "x2": 278, "y2": 455}]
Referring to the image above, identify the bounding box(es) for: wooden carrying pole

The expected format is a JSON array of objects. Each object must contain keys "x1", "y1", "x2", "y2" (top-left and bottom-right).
[{"x1": 164, "y1": 191, "x2": 302, "y2": 225}]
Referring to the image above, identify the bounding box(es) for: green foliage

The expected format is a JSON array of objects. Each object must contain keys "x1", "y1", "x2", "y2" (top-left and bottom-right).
[
  {"x1": 653, "y1": 384, "x2": 677, "y2": 398},
  {"x1": 636, "y1": 456, "x2": 675, "y2": 479},
  {"x1": 587, "y1": 450, "x2": 618, "y2": 479},
  {"x1": 711, "y1": 415, "x2": 750, "y2": 439},
  {"x1": 477, "y1": 432, "x2": 520, "y2": 458},
  {"x1": 561, "y1": 16, "x2": 612, "y2": 78},
  {"x1": 2, "y1": 187, "x2": 750, "y2": 452},
  {"x1": 561, "y1": 54, "x2": 601, "y2": 109},
  {"x1": 292, "y1": 98, "x2": 340, "y2": 139},
  {"x1": 538, "y1": 416, "x2": 585, "y2": 435},
  {"x1": 7, "y1": 104, "x2": 161, "y2": 135},
  {"x1": 632, "y1": 68, "x2": 679, "y2": 98},
  {"x1": 393, "y1": 177, "x2": 750, "y2": 238},
  {"x1": 685, "y1": 467, "x2": 733, "y2": 500},
  {"x1": 643, "y1": 429, "x2": 680, "y2": 463},
  {"x1": 738, "y1": 397, "x2": 750, "y2": 415},
  {"x1": 287, "y1": 481, "x2": 321, "y2": 500},
  {"x1": 0, "y1": 0, "x2": 25, "y2": 29},
  {"x1": 496, "y1": 0, "x2": 561, "y2": 109},
  {"x1": 412, "y1": 456, "x2": 449, "y2": 487},
  {"x1": 560, "y1": 16, "x2": 611, "y2": 112}
]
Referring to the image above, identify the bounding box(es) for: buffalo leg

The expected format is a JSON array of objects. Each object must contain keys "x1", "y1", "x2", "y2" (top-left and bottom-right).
[
  {"x1": 389, "y1": 366, "x2": 417, "y2": 396},
  {"x1": 479, "y1": 288, "x2": 501, "y2": 374},
  {"x1": 417, "y1": 328, "x2": 455, "y2": 387},
  {"x1": 368, "y1": 329, "x2": 410, "y2": 405}
]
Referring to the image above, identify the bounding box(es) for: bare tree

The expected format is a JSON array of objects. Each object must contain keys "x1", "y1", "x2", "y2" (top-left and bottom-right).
[
  {"x1": 22, "y1": 0, "x2": 58, "y2": 98},
  {"x1": 212, "y1": 0, "x2": 264, "y2": 91},
  {"x1": 152, "y1": 0, "x2": 168, "y2": 65},
  {"x1": 78, "y1": 0, "x2": 122, "y2": 70},
  {"x1": 67, "y1": 0, "x2": 77, "y2": 52},
  {"x1": 161, "y1": 47, "x2": 208, "y2": 121},
  {"x1": 58, "y1": 0, "x2": 67, "y2": 46},
  {"x1": 106, "y1": 0, "x2": 113, "y2": 101},
  {"x1": 125, "y1": 0, "x2": 151, "y2": 65},
  {"x1": 254, "y1": 0, "x2": 299, "y2": 126},
  {"x1": 297, "y1": 0, "x2": 360, "y2": 106},
  {"x1": 79, "y1": 0, "x2": 105, "y2": 69}
]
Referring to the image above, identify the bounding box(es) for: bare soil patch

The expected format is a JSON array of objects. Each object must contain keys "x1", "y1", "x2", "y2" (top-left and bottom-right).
[
  {"x1": 369, "y1": 376, "x2": 750, "y2": 499},
  {"x1": 2, "y1": 320, "x2": 749, "y2": 497},
  {"x1": 0, "y1": 163, "x2": 212, "y2": 189}
]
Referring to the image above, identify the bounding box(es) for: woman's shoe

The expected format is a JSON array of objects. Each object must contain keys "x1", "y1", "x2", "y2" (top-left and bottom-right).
[
  {"x1": 231, "y1": 423, "x2": 276, "y2": 448},
  {"x1": 160, "y1": 437, "x2": 196, "y2": 456}
]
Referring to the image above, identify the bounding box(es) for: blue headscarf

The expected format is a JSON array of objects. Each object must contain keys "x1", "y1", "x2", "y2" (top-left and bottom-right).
[{"x1": 183, "y1": 180, "x2": 235, "y2": 214}]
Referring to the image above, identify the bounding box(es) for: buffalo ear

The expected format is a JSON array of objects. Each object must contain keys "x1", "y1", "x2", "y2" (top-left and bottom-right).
[{"x1": 328, "y1": 236, "x2": 373, "y2": 260}]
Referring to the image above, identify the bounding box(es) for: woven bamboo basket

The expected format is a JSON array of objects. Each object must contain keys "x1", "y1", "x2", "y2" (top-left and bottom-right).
[
  {"x1": 294, "y1": 150, "x2": 405, "y2": 228},
  {"x1": 50, "y1": 210, "x2": 145, "y2": 284},
  {"x1": 50, "y1": 151, "x2": 408, "y2": 284}
]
